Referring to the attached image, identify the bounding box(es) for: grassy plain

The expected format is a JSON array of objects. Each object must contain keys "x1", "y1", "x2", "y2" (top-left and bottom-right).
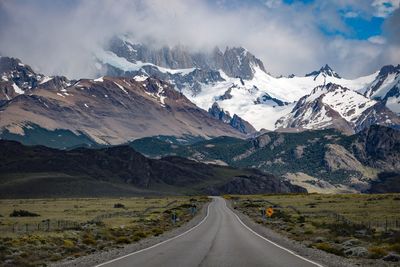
[
  {"x1": 0, "y1": 196, "x2": 208, "y2": 266},
  {"x1": 228, "y1": 193, "x2": 400, "y2": 260}
]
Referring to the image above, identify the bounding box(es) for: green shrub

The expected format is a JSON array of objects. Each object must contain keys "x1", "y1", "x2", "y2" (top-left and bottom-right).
[{"x1": 114, "y1": 203, "x2": 125, "y2": 209}]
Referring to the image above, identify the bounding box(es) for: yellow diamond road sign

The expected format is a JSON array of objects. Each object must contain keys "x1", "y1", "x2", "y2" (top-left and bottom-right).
[{"x1": 266, "y1": 207, "x2": 274, "y2": 217}]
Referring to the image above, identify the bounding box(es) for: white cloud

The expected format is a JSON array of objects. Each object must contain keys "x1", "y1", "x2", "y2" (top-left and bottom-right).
[
  {"x1": 372, "y1": 0, "x2": 400, "y2": 17},
  {"x1": 0, "y1": 0, "x2": 398, "y2": 79},
  {"x1": 265, "y1": 0, "x2": 282, "y2": 9},
  {"x1": 368, "y1": 35, "x2": 387, "y2": 44},
  {"x1": 343, "y1": 11, "x2": 359, "y2": 18}
]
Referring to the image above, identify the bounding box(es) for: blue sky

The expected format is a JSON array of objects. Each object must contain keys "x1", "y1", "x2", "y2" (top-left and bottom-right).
[{"x1": 214, "y1": 0, "x2": 398, "y2": 41}]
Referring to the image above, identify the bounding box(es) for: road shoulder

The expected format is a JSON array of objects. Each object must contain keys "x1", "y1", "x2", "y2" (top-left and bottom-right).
[
  {"x1": 51, "y1": 200, "x2": 211, "y2": 267},
  {"x1": 225, "y1": 199, "x2": 394, "y2": 267}
]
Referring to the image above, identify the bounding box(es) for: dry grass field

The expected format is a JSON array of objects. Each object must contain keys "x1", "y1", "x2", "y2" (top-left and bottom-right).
[
  {"x1": 228, "y1": 193, "x2": 400, "y2": 261},
  {"x1": 0, "y1": 196, "x2": 208, "y2": 266}
]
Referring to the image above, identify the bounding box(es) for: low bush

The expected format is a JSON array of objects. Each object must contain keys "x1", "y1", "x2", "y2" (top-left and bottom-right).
[
  {"x1": 113, "y1": 203, "x2": 125, "y2": 209},
  {"x1": 116, "y1": 237, "x2": 130, "y2": 244},
  {"x1": 10, "y1": 209, "x2": 40, "y2": 217},
  {"x1": 63, "y1": 239, "x2": 75, "y2": 248},
  {"x1": 368, "y1": 246, "x2": 387, "y2": 259},
  {"x1": 314, "y1": 242, "x2": 343, "y2": 256},
  {"x1": 151, "y1": 228, "x2": 163, "y2": 236},
  {"x1": 82, "y1": 233, "x2": 96, "y2": 246}
]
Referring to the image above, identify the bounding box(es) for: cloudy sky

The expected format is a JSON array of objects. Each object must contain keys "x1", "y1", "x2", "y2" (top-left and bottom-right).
[{"x1": 0, "y1": 0, "x2": 399, "y2": 79}]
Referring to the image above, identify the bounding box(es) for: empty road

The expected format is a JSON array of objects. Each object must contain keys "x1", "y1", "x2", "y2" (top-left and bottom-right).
[{"x1": 96, "y1": 197, "x2": 322, "y2": 267}]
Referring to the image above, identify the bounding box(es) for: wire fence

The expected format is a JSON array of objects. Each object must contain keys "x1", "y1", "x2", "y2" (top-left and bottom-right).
[
  {"x1": 241, "y1": 199, "x2": 400, "y2": 232},
  {"x1": 0, "y1": 200, "x2": 180, "y2": 234}
]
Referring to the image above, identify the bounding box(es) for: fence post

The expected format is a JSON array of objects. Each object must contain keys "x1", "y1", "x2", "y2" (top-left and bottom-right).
[{"x1": 385, "y1": 217, "x2": 388, "y2": 232}]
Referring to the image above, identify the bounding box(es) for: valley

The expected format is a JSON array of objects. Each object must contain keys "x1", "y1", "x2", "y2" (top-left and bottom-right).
[{"x1": 0, "y1": 1, "x2": 399, "y2": 266}]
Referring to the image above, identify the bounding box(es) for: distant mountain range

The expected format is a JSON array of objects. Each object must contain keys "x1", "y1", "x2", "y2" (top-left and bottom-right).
[
  {"x1": 97, "y1": 36, "x2": 400, "y2": 133},
  {"x1": 0, "y1": 40, "x2": 399, "y2": 194},
  {"x1": 1, "y1": 37, "x2": 399, "y2": 144},
  {"x1": 129, "y1": 125, "x2": 400, "y2": 194}
]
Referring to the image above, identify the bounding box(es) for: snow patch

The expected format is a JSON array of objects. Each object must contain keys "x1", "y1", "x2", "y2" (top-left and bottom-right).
[
  {"x1": 134, "y1": 75, "x2": 148, "y2": 82},
  {"x1": 39, "y1": 76, "x2": 53, "y2": 84},
  {"x1": 114, "y1": 81, "x2": 128, "y2": 94},
  {"x1": 12, "y1": 83, "x2": 24, "y2": 94}
]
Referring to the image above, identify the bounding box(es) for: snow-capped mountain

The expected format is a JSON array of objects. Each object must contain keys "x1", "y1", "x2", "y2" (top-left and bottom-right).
[
  {"x1": 96, "y1": 36, "x2": 399, "y2": 133},
  {"x1": 362, "y1": 65, "x2": 400, "y2": 115},
  {"x1": 0, "y1": 57, "x2": 247, "y2": 144},
  {"x1": 305, "y1": 64, "x2": 341, "y2": 80},
  {"x1": 1, "y1": 38, "x2": 399, "y2": 140},
  {"x1": 0, "y1": 57, "x2": 72, "y2": 103},
  {"x1": 275, "y1": 83, "x2": 400, "y2": 134}
]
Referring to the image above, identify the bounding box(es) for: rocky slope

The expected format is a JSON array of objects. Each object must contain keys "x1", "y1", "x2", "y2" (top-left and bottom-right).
[
  {"x1": 208, "y1": 102, "x2": 256, "y2": 134},
  {"x1": 275, "y1": 83, "x2": 400, "y2": 134},
  {"x1": 0, "y1": 140, "x2": 305, "y2": 197},
  {"x1": 129, "y1": 125, "x2": 400, "y2": 193},
  {"x1": 362, "y1": 64, "x2": 400, "y2": 115},
  {"x1": 0, "y1": 57, "x2": 247, "y2": 145}
]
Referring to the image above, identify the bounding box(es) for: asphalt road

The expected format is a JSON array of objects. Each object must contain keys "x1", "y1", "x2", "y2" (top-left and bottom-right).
[{"x1": 96, "y1": 197, "x2": 322, "y2": 267}]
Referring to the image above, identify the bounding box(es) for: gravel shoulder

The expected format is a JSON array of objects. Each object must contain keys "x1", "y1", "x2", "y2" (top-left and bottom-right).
[
  {"x1": 226, "y1": 200, "x2": 397, "y2": 267},
  {"x1": 51, "y1": 201, "x2": 210, "y2": 267}
]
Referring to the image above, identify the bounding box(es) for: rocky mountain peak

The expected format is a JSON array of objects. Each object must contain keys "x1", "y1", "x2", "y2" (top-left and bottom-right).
[
  {"x1": 106, "y1": 36, "x2": 267, "y2": 80},
  {"x1": 306, "y1": 64, "x2": 341, "y2": 79},
  {"x1": 208, "y1": 101, "x2": 256, "y2": 134},
  {"x1": 0, "y1": 56, "x2": 43, "y2": 91},
  {"x1": 378, "y1": 64, "x2": 400, "y2": 77},
  {"x1": 208, "y1": 102, "x2": 232, "y2": 123},
  {"x1": 220, "y1": 47, "x2": 266, "y2": 79}
]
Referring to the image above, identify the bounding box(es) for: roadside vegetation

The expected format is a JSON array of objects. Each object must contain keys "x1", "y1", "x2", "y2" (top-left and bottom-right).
[
  {"x1": 0, "y1": 196, "x2": 208, "y2": 266},
  {"x1": 227, "y1": 193, "x2": 400, "y2": 262}
]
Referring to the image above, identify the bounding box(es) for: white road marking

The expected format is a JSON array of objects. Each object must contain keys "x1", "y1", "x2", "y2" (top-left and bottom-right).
[
  {"x1": 94, "y1": 201, "x2": 211, "y2": 267},
  {"x1": 225, "y1": 200, "x2": 324, "y2": 267}
]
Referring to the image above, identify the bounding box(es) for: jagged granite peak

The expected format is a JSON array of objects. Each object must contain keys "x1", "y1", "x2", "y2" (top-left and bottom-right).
[
  {"x1": 219, "y1": 46, "x2": 267, "y2": 79},
  {"x1": 107, "y1": 36, "x2": 267, "y2": 80},
  {"x1": 305, "y1": 64, "x2": 341, "y2": 80},
  {"x1": 229, "y1": 114, "x2": 256, "y2": 134},
  {"x1": 276, "y1": 83, "x2": 400, "y2": 133},
  {"x1": 109, "y1": 38, "x2": 196, "y2": 69},
  {"x1": 208, "y1": 102, "x2": 256, "y2": 134},
  {"x1": 208, "y1": 102, "x2": 232, "y2": 123}
]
